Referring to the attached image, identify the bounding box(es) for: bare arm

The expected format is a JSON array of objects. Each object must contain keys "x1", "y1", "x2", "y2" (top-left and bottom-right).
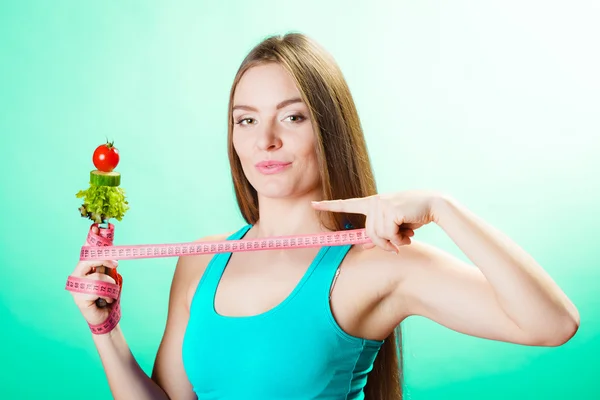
[
  {"x1": 90, "y1": 253, "x2": 196, "y2": 400},
  {"x1": 92, "y1": 326, "x2": 170, "y2": 400},
  {"x1": 385, "y1": 195, "x2": 579, "y2": 346},
  {"x1": 150, "y1": 252, "x2": 198, "y2": 400}
]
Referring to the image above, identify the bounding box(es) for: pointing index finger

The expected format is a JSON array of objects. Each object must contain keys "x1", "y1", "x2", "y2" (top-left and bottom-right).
[{"x1": 311, "y1": 197, "x2": 369, "y2": 215}]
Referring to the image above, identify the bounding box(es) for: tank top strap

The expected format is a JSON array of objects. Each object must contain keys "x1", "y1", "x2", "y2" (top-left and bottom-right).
[
  {"x1": 189, "y1": 224, "x2": 252, "y2": 312},
  {"x1": 228, "y1": 224, "x2": 253, "y2": 240},
  {"x1": 294, "y1": 244, "x2": 353, "y2": 308}
]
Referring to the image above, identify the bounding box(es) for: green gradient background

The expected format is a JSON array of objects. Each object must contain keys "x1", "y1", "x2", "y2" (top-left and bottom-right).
[{"x1": 1, "y1": 1, "x2": 598, "y2": 399}]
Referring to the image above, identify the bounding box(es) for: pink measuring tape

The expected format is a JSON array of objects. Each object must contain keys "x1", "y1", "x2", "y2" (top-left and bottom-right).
[{"x1": 65, "y1": 222, "x2": 372, "y2": 334}]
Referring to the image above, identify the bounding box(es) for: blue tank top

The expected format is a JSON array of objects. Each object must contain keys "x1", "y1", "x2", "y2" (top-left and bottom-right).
[{"x1": 182, "y1": 224, "x2": 384, "y2": 399}]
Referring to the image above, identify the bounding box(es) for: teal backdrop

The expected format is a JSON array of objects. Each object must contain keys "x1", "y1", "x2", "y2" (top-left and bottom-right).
[{"x1": 1, "y1": 1, "x2": 598, "y2": 399}]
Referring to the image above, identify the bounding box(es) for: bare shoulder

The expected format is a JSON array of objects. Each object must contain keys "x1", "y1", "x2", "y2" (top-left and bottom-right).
[
  {"x1": 324, "y1": 241, "x2": 437, "y2": 340},
  {"x1": 358, "y1": 238, "x2": 479, "y2": 322},
  {"x1": 357, "y1": 238, "x2": 450, "y2": 274},
  {"x1": 347, "y1": 239, "x2": 434, "y2": 286},
  {"x1": 347, "y1": 240, "x2": 448, "y2": 325},
  {"x1": 359, "y1": 239, "x2": 462, "y2": 290}
]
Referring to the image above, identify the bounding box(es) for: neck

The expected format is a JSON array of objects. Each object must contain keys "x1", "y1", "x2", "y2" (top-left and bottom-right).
[{"x1": 251, "y1": 190, "x2": 328, "y2": 238}]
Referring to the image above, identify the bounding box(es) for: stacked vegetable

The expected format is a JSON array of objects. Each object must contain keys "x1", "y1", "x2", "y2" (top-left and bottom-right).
[{"x1": 76, "y1": 139, "x2": 129, "y2": 224}]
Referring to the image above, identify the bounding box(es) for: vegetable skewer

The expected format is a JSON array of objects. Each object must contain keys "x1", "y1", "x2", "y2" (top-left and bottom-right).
[{"x1": 75, "y1": 140, "x2": 129, "y2": 308}]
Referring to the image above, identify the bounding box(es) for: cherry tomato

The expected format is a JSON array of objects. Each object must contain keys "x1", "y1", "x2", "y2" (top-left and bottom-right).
[{"x1": 93, "y1": 140, "x2": 120, "y2": 172}]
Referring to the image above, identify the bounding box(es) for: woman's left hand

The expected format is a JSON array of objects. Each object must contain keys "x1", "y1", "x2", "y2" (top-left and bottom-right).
[{"x1": 311, "y1": 191, "x2": 443, "y2": 252}]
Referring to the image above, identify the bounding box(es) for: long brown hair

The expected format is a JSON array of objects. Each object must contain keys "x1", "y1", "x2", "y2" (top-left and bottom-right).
[{"x1": 226, "y1": 32, "x2": 403, "y2": 400}]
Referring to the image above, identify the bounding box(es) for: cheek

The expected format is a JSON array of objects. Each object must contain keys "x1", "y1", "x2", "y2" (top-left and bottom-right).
[
  {"x1": 294, "y1": 140, "x2": 320, "y2": 178},
  {"x1": 304, "y1": 141, "x2": 319, "y2": 168},
  {"x1": 232, "y1": 135, "x2": 250, "y2": 161},
  {"x1": 295, "y1": 130, "x2": 318, "y2": 161}
]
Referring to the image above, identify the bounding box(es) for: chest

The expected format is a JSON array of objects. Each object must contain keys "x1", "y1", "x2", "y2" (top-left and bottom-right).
[{"x1": 187, "y1": 246, "x2": 397, "y2": 340}]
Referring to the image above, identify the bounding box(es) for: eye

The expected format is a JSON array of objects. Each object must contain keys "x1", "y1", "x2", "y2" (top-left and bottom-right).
[
  {"x1": 284, "y1": 114, "x2": 306, "y2": 123},
  {"x1": 235, "y1": 117, "x2": 256, "y2": 126}
]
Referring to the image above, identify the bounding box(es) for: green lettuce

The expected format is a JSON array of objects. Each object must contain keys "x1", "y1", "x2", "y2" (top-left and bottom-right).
[{"x1": 76, "y1": 184, "x2": 130, "y2": 223}]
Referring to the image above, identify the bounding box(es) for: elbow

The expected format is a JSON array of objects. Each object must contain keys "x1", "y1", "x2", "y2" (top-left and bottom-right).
[{"x1": 535, "y1": 314, "x2": 580, "y2": 347}]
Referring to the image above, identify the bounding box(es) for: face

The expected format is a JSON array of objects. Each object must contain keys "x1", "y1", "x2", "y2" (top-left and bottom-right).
[{"x1": 232, "y1": 63, "x2": 320, "y2": 200}]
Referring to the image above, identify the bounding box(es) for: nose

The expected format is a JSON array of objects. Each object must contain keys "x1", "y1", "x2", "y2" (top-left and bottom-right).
[{"x1": 255, "y1": 120, "x2": 283, "y2": 151}]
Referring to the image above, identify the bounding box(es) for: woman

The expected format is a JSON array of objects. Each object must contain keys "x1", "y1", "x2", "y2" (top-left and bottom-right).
[{"x1": 68, "y1": 33, "x2": 580, "y2": 400}]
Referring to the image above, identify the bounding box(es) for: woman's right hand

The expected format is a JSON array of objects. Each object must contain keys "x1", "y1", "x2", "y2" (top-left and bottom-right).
[
  {"x1": 68, "y1": 259, "x2": 119, "y2": 326},
  {"x1": 68, "y1": 226, "x2": 120, "y2": 327}
]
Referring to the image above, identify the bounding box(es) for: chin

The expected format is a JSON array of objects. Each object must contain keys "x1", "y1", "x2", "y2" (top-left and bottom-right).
[
  {"x1": 255, "y1": 184, "x2": 298, "y2": 199},
  {"x1": 251, "y1": 179, "x2": 320, "y2": 200}
]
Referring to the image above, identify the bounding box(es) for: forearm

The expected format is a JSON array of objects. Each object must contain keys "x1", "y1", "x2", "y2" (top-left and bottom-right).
[
  {"x1": 92, "y1": 324, "x2": 169, "y2": 400},
  {"x1": 433, "y1": 195, "x2": 579, "y2": 342}
]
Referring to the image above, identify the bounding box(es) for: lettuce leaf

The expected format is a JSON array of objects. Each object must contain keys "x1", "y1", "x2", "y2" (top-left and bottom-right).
[{"x1": 76, "y1": 184, "x2": 130, "y2": 222}]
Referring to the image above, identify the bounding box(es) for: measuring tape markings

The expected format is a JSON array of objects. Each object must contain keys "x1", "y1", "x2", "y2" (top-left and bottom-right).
[
  {"x1": 65, "y1": 276, "x2": 120, "y2": 298},
  {"x1": 79, "y1": 227, "x2": 372, "y2": 261},
  {"x1": 65, "y1": 223, "x2": 123, "y2": 334},
  {"x1": 66, "y1": 222, "x2": 372, "y2": 333}
]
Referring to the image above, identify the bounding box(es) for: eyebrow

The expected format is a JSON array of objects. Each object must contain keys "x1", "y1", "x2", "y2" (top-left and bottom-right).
[{"x1": 232, "y1": 97, "x2": 304, "y2": 112}]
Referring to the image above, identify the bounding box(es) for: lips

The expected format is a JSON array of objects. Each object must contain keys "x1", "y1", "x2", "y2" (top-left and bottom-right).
[
  {"x1": 255, "y1": 160, "x2": 291, "y2": 168},
  {"x1": 255, "y1": 160, "x2": 292, "y2": 175}
]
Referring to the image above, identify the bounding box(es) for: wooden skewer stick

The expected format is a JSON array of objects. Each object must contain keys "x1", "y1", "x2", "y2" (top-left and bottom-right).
[{"x1": 95, "y1": 218, "x2": 110, "y2": 309}]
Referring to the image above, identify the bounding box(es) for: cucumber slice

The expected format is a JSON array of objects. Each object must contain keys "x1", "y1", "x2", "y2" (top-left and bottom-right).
[{"x1": 90, "y1": 170, "x2": 121, "y2": 187}]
